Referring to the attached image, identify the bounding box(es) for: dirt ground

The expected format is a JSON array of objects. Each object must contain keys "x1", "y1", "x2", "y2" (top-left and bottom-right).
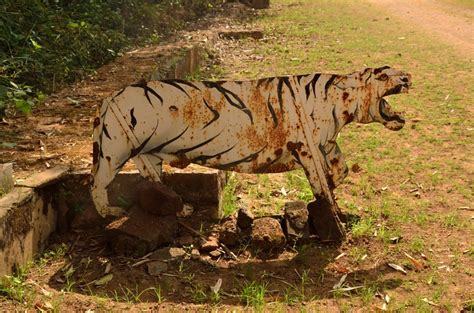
[
  {"x1": 369, "y1": 0, "x2": 474, "y2": 58},
  {"x1": 1, "y1": 0, "x2": 473, "y2": 311}
]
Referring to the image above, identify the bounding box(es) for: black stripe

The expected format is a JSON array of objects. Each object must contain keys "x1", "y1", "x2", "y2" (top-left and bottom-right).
[
  {"x1": 256, "y1": 77, "x2": 274, "y2": 88},
  {"x1": 103, "y1": 125, "x2": 112, "y2": 140},
  {"x1": 175, "y1": 132, "x2": 222, "y2": 155},
  {"x1": 332, "y1": 106, "x2": 339, "y2": 134},
  {"x1": 311, "y1": 74, "x2": 321, "y2": 97},
  {"x1": 161, "y1": 80, "x2": 191, "y2": 98},
  {"x1": 305, "y1": 83, "x2": 312, "y2": 100},
  {"x1": 277, "y1": 78, "x2": 284, "y2": 113},
  {"x1": 215, "y1": 146, "x2": 266, "y2": 170},
  {"x1": 115, "y1": 123, "x2": 159, "y2": 170},
  {"x1": 297, "y1": 74, "x2": 309, "y2": 84},
  {"x1": 131, "y1": 80, "x2": 163, "y2": 106},
  {"x1": 324, "y1": 75, "x2": 337, "y2": 99},
  {"x1": 202, "y1": 99, "x2": 220, "y2": 129},
  {"x1": 113, "y1": 87, "x2": 126, "y2": 99},
  {"x1": 147, "y1": 127, "x2": 189, "y2": 154},
  {"x1": 267, "y1": 96, "x2": 278, "y2": 128},
  {"x1": 203, "y1": 81, "x2": 253, "y2": 124},
  {"x1": 164, "y1": 79, "x2": 200, "y2": 90},
  {"x1": 190, "y1": 145, "x2": 236, "y2": 164},
  {"x1": 130, "y1": 108, "x2": 137, "y2": 129},
  {"x1": 282, "y1": 77, "x2": 296, "y2": 100}
]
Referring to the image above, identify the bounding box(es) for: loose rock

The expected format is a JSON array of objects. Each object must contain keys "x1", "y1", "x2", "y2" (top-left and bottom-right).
[
  {"x1": 150, "y1": 247, "x2": 186, "y2": 261},
  {"x1": 175, "y1": 235, "x2": 195, "y2": 247},
  {"x1": 219, "y1": 218, "x2": 240, "y2": 247},
  {"x1": 283, "y1": 201, "x2": 309, "y2": 241},
  {"x1": 237, "y1": 207, "x2": 254, "y2": 229},
  {"x1": 147, "y1": 261, "x2": 168, "y2": 276},
  {"x1": 251, "y1": 217, "x2": 286, "y2": 252},
  {"x1": 137, "y1": 181, "x2": 183, "y2": 216},
  {"x1": 200, "y1": 236, "x2": 220, "y2": 252},
  {"x1": 209, "y1": 250, "x2": 222, "y2": 258},
  {"x1": 191, "y1": 248, "x2": 201, "y2": 260}
]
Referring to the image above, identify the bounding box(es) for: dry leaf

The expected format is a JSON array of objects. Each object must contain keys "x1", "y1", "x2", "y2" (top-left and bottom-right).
[
  {"x1": 388, "y1": 263, "x2": 407, "y2": 274},
  {"x1": 404, "y1": 252, "x2": 424, "y2": 270},
  {"x1": 332, "y1": 274, "x2": 347, "y2": 289},
  {"x1": 210, "y1": 278, "x2": 222, "y2": 294},
  {"x1": 94, "y1": 274, "x2": 113, "y2": 286}
]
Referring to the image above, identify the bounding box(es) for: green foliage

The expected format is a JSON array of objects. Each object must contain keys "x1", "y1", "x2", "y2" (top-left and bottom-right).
[{"x1": 0, "y1": 0, "x2": 220, "y2": 116}]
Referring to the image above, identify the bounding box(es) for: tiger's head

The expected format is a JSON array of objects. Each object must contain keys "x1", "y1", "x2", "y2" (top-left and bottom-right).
[{"x1": 355, "y1": 66, "x2": 411, "y2": 131}]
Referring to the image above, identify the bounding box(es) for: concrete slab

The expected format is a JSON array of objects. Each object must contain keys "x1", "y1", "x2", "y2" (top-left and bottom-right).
[{"x1": 16, "y1": 165, "x2": 70, "y2": 188}]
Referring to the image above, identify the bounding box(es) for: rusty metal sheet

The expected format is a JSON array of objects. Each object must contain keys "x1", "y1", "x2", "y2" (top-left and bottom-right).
[{"x1": 91, "y1": 67, "x2": 411, "y2": 218}]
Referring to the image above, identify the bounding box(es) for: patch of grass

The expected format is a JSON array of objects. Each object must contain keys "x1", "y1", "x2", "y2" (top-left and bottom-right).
[
  {"x1": 409, "y1": 236, "x2": 425, "y2": 254},
  {"x1": 350, "y1": 216, "x2": 375, "y2": 238},
  {"x1": 0, "y1": 273, "x2": 32, "y2": 304},
  {"x1": 285, "y1": 170, "x2": 313, "y2": 202},
  {"x1": 241, "y1": 281, "x2": 267, "y2": 308},
  {"x1": 222, "y1": 172, "x2": 240, "y2": 217},
  {"x1": 191, "y1": 284, "x2": 208, "y2": 304}
]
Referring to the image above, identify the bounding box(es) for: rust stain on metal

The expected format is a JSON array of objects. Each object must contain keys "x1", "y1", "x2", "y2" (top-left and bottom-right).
[{"x1": 92, "y1": 67, "x2": 412, "y2": 222}]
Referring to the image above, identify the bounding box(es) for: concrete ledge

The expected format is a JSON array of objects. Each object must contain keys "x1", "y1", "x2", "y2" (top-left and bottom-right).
[{"x1": 0, "y1": 186, "x2": 57, "y2": 276}]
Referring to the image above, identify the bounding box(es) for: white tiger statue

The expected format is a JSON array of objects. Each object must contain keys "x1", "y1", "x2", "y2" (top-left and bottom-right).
[{"x1": 92, "y1": 66, "x2": 411, "y2": 217}]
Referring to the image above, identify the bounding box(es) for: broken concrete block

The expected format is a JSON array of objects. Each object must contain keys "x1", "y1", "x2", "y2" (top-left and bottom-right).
[
  {"x1": 0, "y1": 163, "x2": 14, "y2": 194},
  {"x1": 162, "y1": 164, "x2": 226, "y2": 219},
  {"x1": 219, "y1": 218, "x2": 240, "y2": 247},
  {"x1": 283, "y1": 201, "x2": 310, "y2": 241},
  {"x1": 106, "y1": 208, "x2": 178, "y2": 255},
  {"x1": 137, "y1": 181, "x2": 183, "y2": 216},
  {"x1": 251, "y1": 217, "x2": 286, "y2": 252},
  {"x1": 16, "y1": 165, "x2": 70, "y2": 188},
  {"x1": 0, "y1": 186, "x2": 56, "y2": 276},
  {"x1": 237, "y1": 207, "x2": 254, "y2": 229}
]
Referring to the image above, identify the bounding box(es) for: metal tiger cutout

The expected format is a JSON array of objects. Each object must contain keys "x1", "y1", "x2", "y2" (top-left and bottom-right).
[{"x1": 91, "y1": 66, "x2": 411, "y2": 217}]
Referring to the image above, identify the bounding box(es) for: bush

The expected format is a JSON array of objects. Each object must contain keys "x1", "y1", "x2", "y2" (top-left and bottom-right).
[{"x1": 0, "y1": 0, "x2": 220, "y2": 116}]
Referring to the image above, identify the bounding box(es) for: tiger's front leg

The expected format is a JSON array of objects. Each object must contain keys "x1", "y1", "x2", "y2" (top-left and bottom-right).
[{"x1": 296, "y1": 153, "x2": 346, "y2": 241}]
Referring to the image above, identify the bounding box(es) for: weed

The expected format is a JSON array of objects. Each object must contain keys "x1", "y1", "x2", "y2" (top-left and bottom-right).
[
  {"x1": 0, "y1": 274, "x2": 32, "y2": 304},
  {"x1": 410, "y1": 237, "x2": 425, "y2": 254},
  {"x1": 222, "y1": 172, "x2": 240, "y2": 217},
  {"x1": 241, "y1": 281, "x2": 267, "y2": 307},
  {"x1": 191, "y1": 284, "x2": 208, "y2": 304},
  {"x1": 350, "y1": 216, "x2": 375, "y2": 238}
]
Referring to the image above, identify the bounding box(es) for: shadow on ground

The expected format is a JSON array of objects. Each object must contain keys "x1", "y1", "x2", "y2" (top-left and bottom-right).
[{"x1": 44, "y1": 226, "x2": 402, "y2": 306}]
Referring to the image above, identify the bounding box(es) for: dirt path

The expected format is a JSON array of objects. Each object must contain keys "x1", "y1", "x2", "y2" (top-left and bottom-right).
[{"x1": 368, "y1": 0, "x2": 474, "y2": 58}]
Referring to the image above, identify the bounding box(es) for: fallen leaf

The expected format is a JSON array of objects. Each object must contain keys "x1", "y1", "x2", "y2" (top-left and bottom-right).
[
  {"x1": 404, "y1": 252, "x2": 424, "y2": 270},
  {"x1": 94, "y1": 274, "x2": 113, "y2": 286},
  {"x1": 388, "y1": 263, "x2": 407, "y2": 275},
  {"x1": 332, "y1": 274, "x2": 347, "y2": 289},
  {"x1": 334, "y1": 252, "x2": 346, "y2": 260},
  {"x1": 210, "y1": 278, "x2": 222, "y2": 294},
  {"x1": 422, "y1": 298, "x2": 439, "y2": 307}
]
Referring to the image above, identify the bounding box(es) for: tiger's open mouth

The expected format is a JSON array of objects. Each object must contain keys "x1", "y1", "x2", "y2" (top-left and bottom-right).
[{"x1": 379, "y1": 82, "x2": 410, "y2": 130}]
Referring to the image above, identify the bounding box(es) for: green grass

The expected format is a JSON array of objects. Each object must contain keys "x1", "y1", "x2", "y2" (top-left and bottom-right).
[{"x1": 241, "y1": 281, "x2": 267, "y2": 308}]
